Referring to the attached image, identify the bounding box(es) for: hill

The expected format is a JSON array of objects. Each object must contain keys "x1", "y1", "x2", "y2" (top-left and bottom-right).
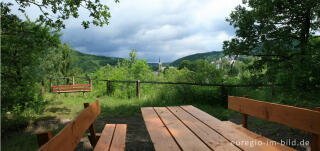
[
  {"x1": 170, "y1": 51, "x2": 223, "y2": 66},
  {"x1": 70, "y1": 50, "x2": 122, "y2": 73},
  {"x1": 70, "y1": 50, "x2": 224, "y2": 72}
]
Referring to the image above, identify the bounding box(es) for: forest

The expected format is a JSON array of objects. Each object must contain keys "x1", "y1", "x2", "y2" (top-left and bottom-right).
[{"x1": 1, "y1": 0, "x2": 320, "y2": 150}]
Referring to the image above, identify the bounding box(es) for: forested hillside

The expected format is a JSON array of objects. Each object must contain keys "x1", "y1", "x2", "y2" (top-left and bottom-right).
[
  {"x1": 70, "y1": 50, "x2": 122, "y2": 73},
  {"x1": 171, "y1": 51, "x2": 223, "y2": 66}
]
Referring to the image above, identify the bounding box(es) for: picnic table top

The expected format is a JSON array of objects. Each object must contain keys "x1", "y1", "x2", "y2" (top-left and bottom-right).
[{"x1": 141, "y1": 105, "x2": 296, "y2": 151}]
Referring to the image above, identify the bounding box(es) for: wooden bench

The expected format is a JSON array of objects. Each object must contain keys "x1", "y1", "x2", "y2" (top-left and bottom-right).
[
  {"x1": 52, "y1": 84, "x2": 92, "y2": 93},
  {"x1": 141, "y1": 105, "x2": 296, "y2": 151},
  {"x1": 37, "y1": 100, "x2": 127, "y2": 151},
  {"x1": 228, "y1": 96, "x2": 320, "y2": 151}
]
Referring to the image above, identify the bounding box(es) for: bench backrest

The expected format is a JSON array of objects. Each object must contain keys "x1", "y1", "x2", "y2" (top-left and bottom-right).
[
  {"x1": 228, "y1": 96, "x2": 320, "y2": 135},
  {"x1": 38, "y1": 100, "x2": 100, "y2": 151},
  {"x1": 52, "y1": 84, "x2": 92, "y2": 93}
]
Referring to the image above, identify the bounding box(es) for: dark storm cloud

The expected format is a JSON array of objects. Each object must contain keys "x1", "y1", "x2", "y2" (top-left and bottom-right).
[{"x1": 11, "y1": 0, "x2": 242, "y2": 62}]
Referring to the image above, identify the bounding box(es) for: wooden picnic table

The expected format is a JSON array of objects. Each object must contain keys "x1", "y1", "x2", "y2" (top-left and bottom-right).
[{"x1": 141, "y1": 105, "x2": 295, "y2": 151}]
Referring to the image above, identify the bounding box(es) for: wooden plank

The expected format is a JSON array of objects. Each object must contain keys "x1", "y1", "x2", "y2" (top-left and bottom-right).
[
  {"x1": 52, "y1": 87, "x2": 88, "y2": 89},
  {"x1": 242, "y1": 114, "x2": 248, "y2": 128},
  {"x1": 167, "y1": 106, "x2": 240, "y2": 151},
  {"x1": 52, "y1": 90, "x2": 91, "y2": 93},
  {"x1": 242, "y1": 95, "x2": 249, "y2": 128},
  {"x1": 154, "y1": 107, "x2": 211, "y2": 151},
  {"x1": 141, "y1": 107, "x2": 181, "y2": 151},
  {"x1": 88, "y1": 133, "x2": 101, "y2": 146},
  {"x1": 311, "y1": 107, "x2": 320, "y2": 151},
  {"x1": 53, "y1": 87, "x2": 91, "y2": 90},
  {"x1": 181, "y1": 105, "x2": 287, "y2": 151},
  {"x1": 109, "y1": 124, "x2": 127, "y2": 151},
  {"x1": 84, "y1": 102, "x2": 98, "y2": 147},
  {"x1": 222, "y1": 121, "x2": 296, "y2": 151},
  {"x1": 38, "y1": 101, "x2": 100, "y2": 151},
  {"x1": 94, "y1": 124, "x2": 116, "y2": 151},
  {"x1": 228, "y1": 96, "x2": 320, "y2": 134},
  {"x1": 37, "y1": 131, "x2": 53, "y2": 147},
  {"x1": 53, "y1": 84, "x2": 91, "y2": 88}
]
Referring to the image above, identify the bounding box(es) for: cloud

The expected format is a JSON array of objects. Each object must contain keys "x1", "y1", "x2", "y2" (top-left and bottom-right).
[{"x1": 9, "y1": 0, "x2": 242, "y2": 62}]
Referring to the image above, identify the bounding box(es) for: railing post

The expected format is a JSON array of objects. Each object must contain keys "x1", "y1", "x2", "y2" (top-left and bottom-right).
[
  {"x1": 89, "y1": 78, "x2": 92, "y2": 91},
  {"x1": 311, "y1": 107, "x2": 320, "y2": 151},
  {"x1": 50, "y1": 78, "x2": 53, "y2": 92},
  {"x1": 271, "y1": 82, "x2": 275, "y2": 98},
  {"x1": 37, "y1": 131, "x2": 52, "y2": 147},
  {"x1": 107, "y1": 80, "x2": 111, "y2": 95},
  {"x1": 136, "y1": 80, "x2": 140, "y2": 98},
  {"x1": 72, "y1": 76, "x2": 75, "y2": 85},
  {"x1": 41, "y1": 80, "x2": 45, "y2": 97},
  {"x1": 220, "y1": 85, "x2": 227, "y2": 107},
  {"x1": 84, "y1": 102, "x2": 98, "y2": 147},
  {"x1": 242, "y1": 95, "x2": 249, "y2": 128}
]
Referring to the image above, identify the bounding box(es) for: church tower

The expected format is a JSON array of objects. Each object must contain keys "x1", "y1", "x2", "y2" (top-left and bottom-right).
[{"x1": 158, "y1": 57, "x2": 162, "y2": 72}]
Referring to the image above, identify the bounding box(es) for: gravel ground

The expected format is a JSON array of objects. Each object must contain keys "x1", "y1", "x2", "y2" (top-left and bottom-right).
[
  {"x1": 75, "y1": 116, "x2": 155, "y2": 151},
  {"x1": 228, "y1": 113, "x2": 312, "y2": 151},
  {"x1": 30, "y1": 114, "x2": 311, "y2": 151}
]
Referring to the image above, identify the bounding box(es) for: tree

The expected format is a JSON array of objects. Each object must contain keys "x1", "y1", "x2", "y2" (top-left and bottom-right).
[
  {"x1": 4, "y1": 0, "x2": 119, "y2": 29},
  {"x1": 129, "y1": 48, "x2": 138, "y2": 67},
  {"x1": 223, "y1": 0, "x2": 320, "y2": 90},
  {"x1": 40, "y1": 43, "x2": 73, "y2": 79},
  {"x1": 60, "y1": 43, "x2": 72, "y2": 76},
  {"x1": 1, "y1": 3, "x2": 61, "y2": 111},
  {"x1": 178, "y1": 60, "x2": 192, "y2": 70}
]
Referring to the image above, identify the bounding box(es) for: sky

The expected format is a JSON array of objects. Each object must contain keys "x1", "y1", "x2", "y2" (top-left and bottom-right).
[{"x1": 11, "y1": 0, "x2": 242, "y2": 62}]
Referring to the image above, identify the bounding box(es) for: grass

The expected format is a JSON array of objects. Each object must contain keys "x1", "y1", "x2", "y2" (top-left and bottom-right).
[
  {"x1": 41, "y1": 93, "x2": 236, "y2": 119},
  {"x1": 2, "y1": 92, "x2": 235, "y2": 151},
  {"x1": 3, "y1": 84, "x2": 318, "y2": 151}
]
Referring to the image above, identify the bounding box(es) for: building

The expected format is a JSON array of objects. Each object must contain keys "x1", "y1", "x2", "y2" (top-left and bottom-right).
[{"x1": 158, "y1": 57, "x2": 162, "y2": 72}]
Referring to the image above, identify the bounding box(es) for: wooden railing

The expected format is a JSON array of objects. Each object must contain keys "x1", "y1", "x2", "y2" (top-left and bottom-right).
[
  {"x1": 44, "y1": 76, "x2": 278, "y2": 99},
  {"x1": 102, "y1": 80, "x2": 277, "y2": 99}
]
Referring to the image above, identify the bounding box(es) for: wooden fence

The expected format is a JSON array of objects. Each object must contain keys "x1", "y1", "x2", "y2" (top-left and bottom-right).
[
  {"x1": 42, "y1": 76, "x2": 277, "y2": 100},
  {"x1": 102, "y1": 80, "x2": 277, "y2": 99}
]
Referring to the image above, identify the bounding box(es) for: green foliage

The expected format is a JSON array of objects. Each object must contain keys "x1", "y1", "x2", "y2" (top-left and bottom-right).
[
  {"x1": 70, "y1": 50, "x2": 122, "y2": 73},
  {"x1": 129, "y1": 48, "x2": 138, "y2": 67},
  {"x1": 40, "y1": 43, "x2": 73, "y2": 79},
  {"x1": 90, "y1": 53, "x2": 250, "y2": 106},
  {"x1": 7, "y1": 0, "x2": 119, "y2": 29},
  {"x1": 223, "y1": 0, "x2": 320, "y2": 97},
  {"x1": 1, "y1": 4, "x2": 79, "y2": 116},
  {"x1": 1, "y1": 4, "x2": 60, "y2": 112},
  {"x1": 90, "y1": 49, "x2": 153, "y2": 98}
]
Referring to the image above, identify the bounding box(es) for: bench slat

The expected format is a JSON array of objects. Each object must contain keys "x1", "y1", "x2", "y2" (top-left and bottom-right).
[
  {"x1": 52, "y1": 90, "x2": 91, "y2": 93},
  {"x1": 167, "y1": 106, "x2": 241, "y2": 151},
  {"x1": 222, "y1": 121, "x2": 295, "y2": 151},
  {"x1": 181, "y1": 105, "x2": 291, "y2": 151},
  {"x1": 53, "y1": 84, "x2": 91, "y2": 88},
  {"x1": 38, "y1": 101, "x2": 100, "y2": 151},
  {"x1": 154, "y1": 107, "x2": 211, "y2": 151},
  {"x1": 53, "y1": 88, "x2": 91, "y2": 90},
  {"x1": 141, "y1": 107, "x2": 181, "y2": 151},
  {"x1": 110, "y1": 124, "x2": 127, "y2": 151},
  {"x1": 52, "y1": 84, "x2": 92, "y2": 93},
  {"x1": 228, "y1": 96, "x2": 320, "y2": 134},
  {"x1": 94, "y1": 124, "x2": 116, "y2": 151}
]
